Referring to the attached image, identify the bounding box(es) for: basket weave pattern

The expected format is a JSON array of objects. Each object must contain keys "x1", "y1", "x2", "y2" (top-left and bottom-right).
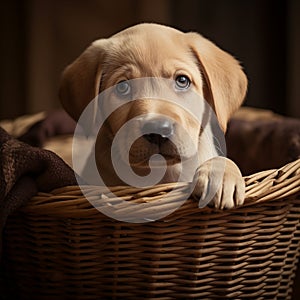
[{"x1": 3, "y1": 159, "x2": 300, "y2": 299}]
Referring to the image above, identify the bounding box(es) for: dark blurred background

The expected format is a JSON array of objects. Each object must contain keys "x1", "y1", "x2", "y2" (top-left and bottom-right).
[{"x1": 1, "y1": 0, "x2": 300, "y2": 120}]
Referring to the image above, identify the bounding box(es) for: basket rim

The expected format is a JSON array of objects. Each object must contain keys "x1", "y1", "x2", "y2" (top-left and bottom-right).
[{"x1": 19, "y1": 159, "x2": 300, "y2": 217}]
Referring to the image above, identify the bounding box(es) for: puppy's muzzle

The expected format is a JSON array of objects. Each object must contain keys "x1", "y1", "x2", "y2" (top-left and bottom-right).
[{"x1": 142, "y1": 118, "x2": 174, "y2": 145}]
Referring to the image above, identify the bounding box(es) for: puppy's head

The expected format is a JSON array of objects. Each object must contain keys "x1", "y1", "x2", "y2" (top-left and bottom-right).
[{"x1": 60, "y1": 23, "x2": 247, "y2": 184}]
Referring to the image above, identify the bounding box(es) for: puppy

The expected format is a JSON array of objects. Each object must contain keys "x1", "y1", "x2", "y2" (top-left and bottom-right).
[{"x1": 59, "y1": 23, "x2": 247, "y2": 209}]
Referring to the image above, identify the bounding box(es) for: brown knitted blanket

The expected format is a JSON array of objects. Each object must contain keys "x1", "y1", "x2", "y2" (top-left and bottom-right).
[{"x1": 0, "y1": 127, "x2": 77, "y2": 253}]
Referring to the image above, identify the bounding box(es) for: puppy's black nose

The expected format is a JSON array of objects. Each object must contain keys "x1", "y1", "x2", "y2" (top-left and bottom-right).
[{"x1": 142, "y1": 119, "x2": 174, "y2": 144}]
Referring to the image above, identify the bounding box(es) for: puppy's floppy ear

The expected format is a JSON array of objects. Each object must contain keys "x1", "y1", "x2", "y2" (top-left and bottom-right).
[
  {"x1": 185, "y1": 33, "x2": 248, "y2": 132},
  {"x1": 59, "y1": 39, "x2": 108, "y2": 121}
]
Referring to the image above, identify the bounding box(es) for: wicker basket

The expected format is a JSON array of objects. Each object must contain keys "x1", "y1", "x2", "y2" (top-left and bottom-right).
[{"x1": 3, "y1": 159, "x2": 300, "y2": 299}]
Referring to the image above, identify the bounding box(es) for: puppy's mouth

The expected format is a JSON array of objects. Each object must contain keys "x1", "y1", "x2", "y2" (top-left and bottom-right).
[{"x1": 128, "y1": 136, "x2": 187, "y2": 168}]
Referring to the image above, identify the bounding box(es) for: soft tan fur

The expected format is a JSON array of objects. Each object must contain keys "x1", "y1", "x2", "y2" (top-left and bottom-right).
[{"x1": 60, "y1": 23, "x2": 248, "y2": 209}]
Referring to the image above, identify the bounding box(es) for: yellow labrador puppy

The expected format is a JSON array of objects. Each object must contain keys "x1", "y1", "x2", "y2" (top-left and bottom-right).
[{"x1": 60, "y1": 23, "x2": 247, "y2": 209}]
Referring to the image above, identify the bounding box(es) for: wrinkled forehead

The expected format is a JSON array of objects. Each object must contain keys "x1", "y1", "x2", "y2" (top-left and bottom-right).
[{"x1": 101, "y1": 30, "x2": 200, "y2": 87}]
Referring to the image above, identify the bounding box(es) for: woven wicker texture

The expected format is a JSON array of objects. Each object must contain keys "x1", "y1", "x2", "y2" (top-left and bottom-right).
[{"x1": 3, "y1": 159, "x2": 300, "y2": 299}]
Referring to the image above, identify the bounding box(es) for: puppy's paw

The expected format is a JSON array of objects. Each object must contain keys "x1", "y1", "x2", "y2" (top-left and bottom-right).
[{"x1": 192, "y1": 157, "x2": 245, "y2": 209}]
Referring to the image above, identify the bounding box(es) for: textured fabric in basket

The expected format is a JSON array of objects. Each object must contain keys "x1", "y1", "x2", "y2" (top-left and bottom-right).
[{"x1": 0, "y1": 127, "x2": 77, "y2": 253}]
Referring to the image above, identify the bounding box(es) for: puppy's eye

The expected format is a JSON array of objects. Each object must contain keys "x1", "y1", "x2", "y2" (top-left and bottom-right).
[
  {"x1": 115, "y1": 81, "x2": 131, "y2": 96},
  {"x1": 175, "y1": 75, "x2": 191, "y2": 90}
]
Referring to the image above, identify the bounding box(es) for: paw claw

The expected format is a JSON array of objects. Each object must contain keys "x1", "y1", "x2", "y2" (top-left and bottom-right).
[{"x1": 192, "y1": 157, "x2": 245, "y2": 210}]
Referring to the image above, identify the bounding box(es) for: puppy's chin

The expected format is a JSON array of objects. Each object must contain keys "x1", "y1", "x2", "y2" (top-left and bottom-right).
[
  {"x1": 129, "y1": 160, "x2": 181, "y2": 184},
  {"x1": 129, "y1": 154, "x2": 181, "y2": 167},
  {"x1": 129, "y1": 153, "x2": 197, "y2": 184}
]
